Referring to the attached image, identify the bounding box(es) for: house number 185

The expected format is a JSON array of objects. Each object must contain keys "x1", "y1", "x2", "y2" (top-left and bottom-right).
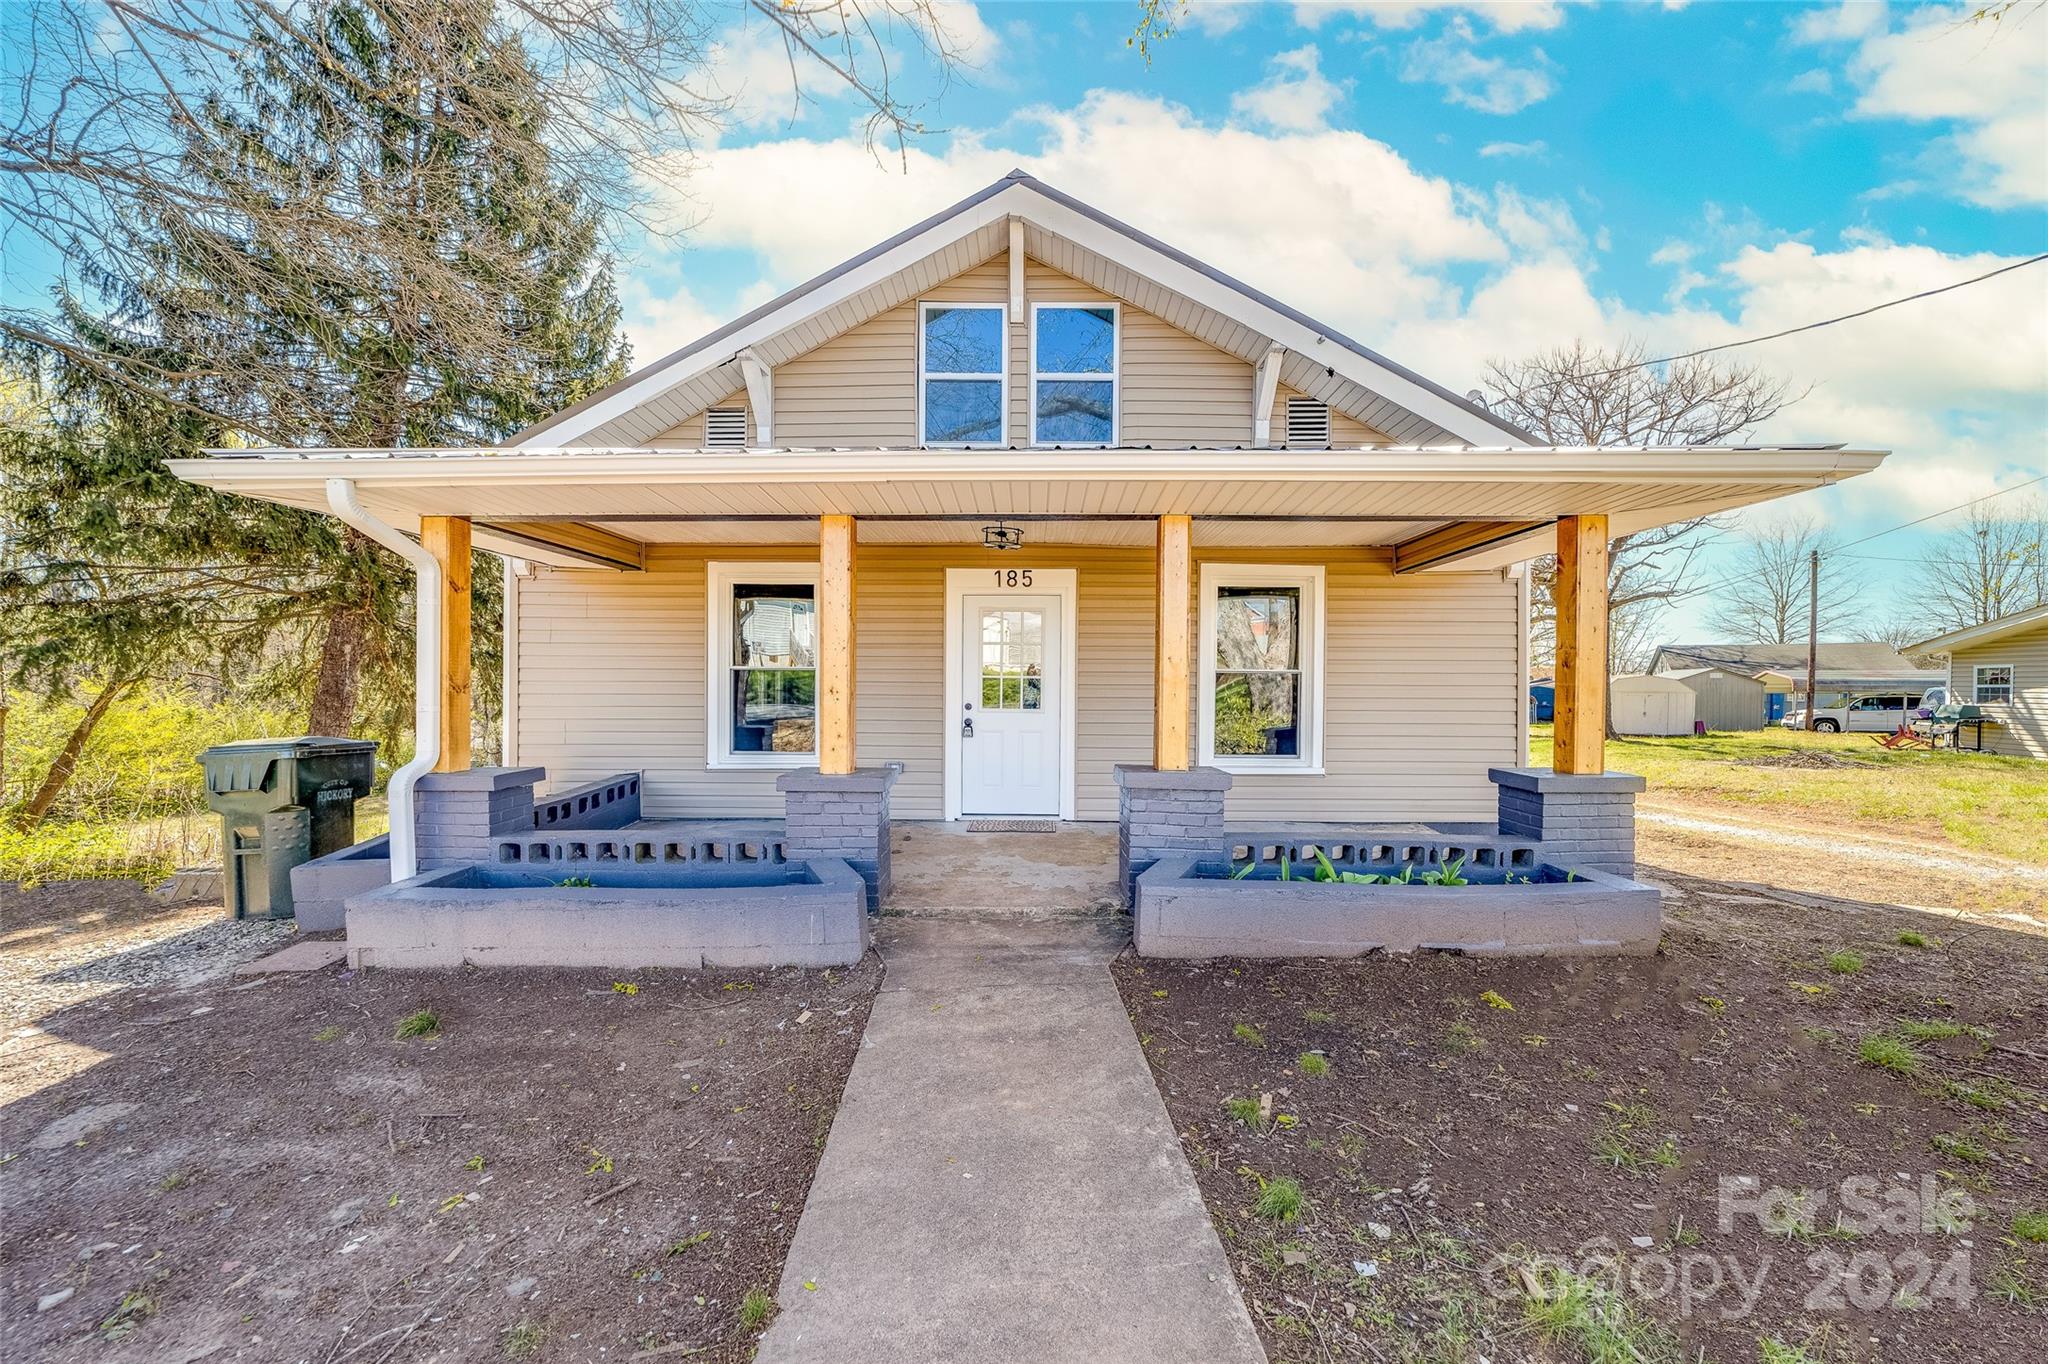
[{"x1": 993, "y1": 569, "x2": 1034, "y2": 587}]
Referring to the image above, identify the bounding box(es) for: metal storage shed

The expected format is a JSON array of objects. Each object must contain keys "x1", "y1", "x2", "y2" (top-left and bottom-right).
[
  {"x1": 1662, "y1": 667, "x2": 1768, "y2": 730},
  {"x1": 1611, "y1": 673, "x2": 1698, "y2": 737}
]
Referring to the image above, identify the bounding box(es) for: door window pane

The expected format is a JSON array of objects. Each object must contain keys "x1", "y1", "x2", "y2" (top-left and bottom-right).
[{"x1": 977, "y1": 608, "x2": 1044, "y2": 711}]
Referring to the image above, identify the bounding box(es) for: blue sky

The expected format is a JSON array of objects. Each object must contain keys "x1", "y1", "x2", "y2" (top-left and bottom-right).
[{"x1": 629, "y1": 0, "x2": 2046, "y2": 644}]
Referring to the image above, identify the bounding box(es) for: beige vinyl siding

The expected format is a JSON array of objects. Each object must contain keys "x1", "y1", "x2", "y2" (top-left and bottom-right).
[
  {"x1": 514, "y1": 544, "x2": 1522, "y2": 822},
  {"x1": 644, "y1": 257, "x2": 1287, "y2": 449},
  {"x1": 1950, "y1": 627, "x2": 2048, "y2": 759},
  {"x1": 1274, "y1": 384, "x2": 1390, "y2": 447}
]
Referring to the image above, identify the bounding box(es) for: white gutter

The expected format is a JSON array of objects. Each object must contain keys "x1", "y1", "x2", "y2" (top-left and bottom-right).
[{"x1": 325, "y1": 478, "x2": 440, "y2": 882}]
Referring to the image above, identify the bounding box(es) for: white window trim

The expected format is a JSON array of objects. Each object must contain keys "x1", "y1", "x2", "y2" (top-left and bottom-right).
[
  {"x1": 918, "y1": 301, "x2": 1007, "y2": 448},
  {"x1": 1197, "y1": 562, "x2": 1326, "y2": 775},
  {"x1": 1973, "y1": 662, "x2": 2015, "y2": 705},
  {"x1": 1029, "y1": 301, "x2": 1120, "y2": 447},
  {"x1": 706, "y1": 560, "x2": 822, "y2": 769}
]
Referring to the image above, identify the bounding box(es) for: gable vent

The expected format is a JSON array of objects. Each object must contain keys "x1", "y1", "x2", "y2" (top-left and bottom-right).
[
  {"x1": 1284, "y1": 397, "x2": 1330, "y2": 449},
  {"x1": 705, "y1": 407, "x2": 748, "y2": 448}
]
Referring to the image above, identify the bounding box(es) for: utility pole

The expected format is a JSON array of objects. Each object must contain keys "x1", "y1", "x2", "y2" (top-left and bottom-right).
[{"x1": 1805, "y1": 548, "x2": 1820, "y2": 731}]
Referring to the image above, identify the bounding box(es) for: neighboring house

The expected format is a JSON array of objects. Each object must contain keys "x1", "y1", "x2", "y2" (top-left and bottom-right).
[
  {"x1": 1649, "y1": 642, "x2": 1943, "y2": 726},
  {"x1": 168, "y1": 171, "x2": 1886, "y2": 902},
  {"x1": 1611, "y1": 674, "x2": 1697, "y2": 736},
  {"x1": 1660, "y1": 667, "x2": 1767, "y2": 732},
  {"x1": 1909, "y1": 604, "x2": 2048, "y2": 759}
]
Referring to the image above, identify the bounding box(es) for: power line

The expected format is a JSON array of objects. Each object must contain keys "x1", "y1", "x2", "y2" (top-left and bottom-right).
[
  {"x1": 1591, "y1": 252, "x2": 2048, "y2": 377},
  {"x1": 1833, "y1": 473, "x2": 2045, "y2": 550}
]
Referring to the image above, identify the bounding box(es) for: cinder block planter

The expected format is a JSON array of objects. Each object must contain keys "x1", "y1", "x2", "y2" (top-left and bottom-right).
[
  {"x1": 343, "y1": 858, "x2": 868, "y2": 970},
  {"x1": 1132, "y1": 857, "x2": 1661, "y2": 959},
  {"x1": 289, "y1": 834, "x2": 394, "y2": 932}
]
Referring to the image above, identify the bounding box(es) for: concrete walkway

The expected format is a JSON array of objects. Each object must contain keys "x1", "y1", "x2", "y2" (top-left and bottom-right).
[{"x1": 758, "y1": 919, "x2": 1266, "y2": 1364}]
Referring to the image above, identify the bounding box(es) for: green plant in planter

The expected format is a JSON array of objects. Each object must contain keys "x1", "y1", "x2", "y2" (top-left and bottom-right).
[
  {"x1": 1229, "y1": 859, "x2": 1259, "y2": 880},
  {"x1": 556, "y1": 875, "x2": 595, "y2": 888},
  {"x1": 1421, "y1": 856, "x2": 1469, "y2": 887}
]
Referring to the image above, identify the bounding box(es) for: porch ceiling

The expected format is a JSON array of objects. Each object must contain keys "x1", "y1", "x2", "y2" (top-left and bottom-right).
[{"x1": 168, "y1": 444, "x2": 1886, "y2": 572}]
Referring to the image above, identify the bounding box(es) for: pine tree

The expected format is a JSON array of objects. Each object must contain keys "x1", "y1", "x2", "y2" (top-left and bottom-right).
[{"x1": 1, "y1": 2, "x2": 626, "y2": 818}]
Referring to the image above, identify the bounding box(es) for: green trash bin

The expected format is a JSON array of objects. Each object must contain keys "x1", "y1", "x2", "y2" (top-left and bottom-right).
[{"x1": 199, "y1": 737, "x2": 378, "y2": 919}]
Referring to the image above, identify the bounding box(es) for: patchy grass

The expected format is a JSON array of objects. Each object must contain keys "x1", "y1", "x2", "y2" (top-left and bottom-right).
[
  {"x1": 1897, "y1": 930, "x2": 1931, "y2": 948},
  {"x1": 2014, "y1": 1210, "x2": 2048, "y2": 1243},
  {"x1": 502, "y1": 1319, "x2": 546, "y2": 1357},
  {"x1": 1857, "y1": 1032, "x2": 1920, "y2": 1075},
  {"x1": 1250, "y1": 1174, "x2": 1305, "y2": 1223},
  {"x1": 1530, "y1": 722, "x2": 2048, "y2": 864},
  {"x1": 393, "y1": 1007, "x2": 441, "y2": 1041},
  {"x1": 1231, "y1": 1021, "x2": 1266, "y2": 1048},
  {"x1": 1295, "y1": 1051, "x2": 1329, "y2": 1078},
  {"x1": 1522, "y1": 1265, "x2": 1680, "y2": 1364},
  {"x1": 737, "y1": 1288, "x2": 775, "y2": 1330},
  {"x1": 1825, "y1": 950, "x2": 1865, "y2": 975}
]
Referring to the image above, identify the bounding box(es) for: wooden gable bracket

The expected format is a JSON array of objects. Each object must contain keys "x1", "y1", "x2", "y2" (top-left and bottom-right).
[
  {"x1": 1251, "y1": 343, "x2": 1286, "y2": 447},
  {"x1": 737, "y1": 347, "x2": 774, "y2": 446},
  {"x1": 1008, "y1": 217, "x2": 1026, "y2": 320}
]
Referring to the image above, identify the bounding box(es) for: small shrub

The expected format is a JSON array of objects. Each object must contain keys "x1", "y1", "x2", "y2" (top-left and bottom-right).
[
  {"x1": 2012, "y1": 1210, "x2": 2048, "y2": 1243},
  {"x1": 738, "y1": 1288, "x2": 775, "y2": 1330},
  {"x1": 1825, "y1": 950, "x2": 1864, "y2": 975},
  {"x1": 1232, "y1": 1021, "x2": 1266, "y2": 1048},
  {"x1": 1896, "y1": 930, "x2": 1930, "y2": 948},
  {"x1": 394, "y1": 1008, "x2": 441, "y2": 1041},
  {"x1": 1856, "y1": 1033, "x2": 1918, "y2": 1075},
  {"x1": 1296, "y1": 1052, "x2": 1330, "y2": 1078},
  {"x1": 1253, "y1": 1176, "x2": 1305, "y2": 1222}
]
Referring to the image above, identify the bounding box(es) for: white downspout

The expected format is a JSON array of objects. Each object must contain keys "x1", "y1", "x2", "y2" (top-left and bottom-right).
[{"x1": 326, "y1": 478, "x2": 440, "y2": 882}]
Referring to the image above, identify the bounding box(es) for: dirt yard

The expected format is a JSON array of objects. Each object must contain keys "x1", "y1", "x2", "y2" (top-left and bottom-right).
[
  {"x1": 1114, "y1": 872, "x2": 2048, "y2": 1364},
  {"x1": 0, "y1": 882, "x2": 879, "y2": 1364}
]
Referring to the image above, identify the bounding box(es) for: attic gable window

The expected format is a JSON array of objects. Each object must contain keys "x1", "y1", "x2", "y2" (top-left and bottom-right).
[
  {"x1": 920, "y1": 303, "x2": 1005, "y2": 446},
  {"x1": 1032, "y1": 303, "x2": 1117, "y2": 445}
]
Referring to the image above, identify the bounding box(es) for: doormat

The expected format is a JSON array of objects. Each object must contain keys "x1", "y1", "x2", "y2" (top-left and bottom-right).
[{"x1": 965, "y1": 820, "x2": 1059, "y2": 833}]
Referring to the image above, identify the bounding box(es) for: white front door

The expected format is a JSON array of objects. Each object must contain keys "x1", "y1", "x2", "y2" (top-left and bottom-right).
[{"x1": 958, "y1": 593, "x2": 1062, "y2": 816}]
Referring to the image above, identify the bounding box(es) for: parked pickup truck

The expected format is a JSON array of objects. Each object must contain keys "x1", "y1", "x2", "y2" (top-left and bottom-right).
[{"x1": 1781, "y1": 689, "x2": 1940, "y2": 733}]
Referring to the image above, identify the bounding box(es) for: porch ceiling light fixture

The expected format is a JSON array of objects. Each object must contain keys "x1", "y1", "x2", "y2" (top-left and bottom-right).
[{"x1": 982, "y1": 520, "x2": 1024, "y2": 550}]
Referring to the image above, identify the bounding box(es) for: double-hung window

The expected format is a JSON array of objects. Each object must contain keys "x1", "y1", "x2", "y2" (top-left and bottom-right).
[
  {"x1": 1032, "y1": 303, "x2": 1117, "y2": 445},
  {"x1": 708, "y1": 563, "x2": 820, "y2": 767},
  {"x1": 919, "y1": 303, "x2": 1005, "y2": 446},
  {"x1": 1197, "y1": 564, "x2": 1325, "y2": 773},
  {"x1": 1973, "y1": 663, "x2": 2014, "y2": 704}
]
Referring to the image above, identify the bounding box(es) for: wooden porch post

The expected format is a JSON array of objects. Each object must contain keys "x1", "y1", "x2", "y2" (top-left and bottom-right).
[
  {"x1": 1553, "y1": 513, "x2": 1609, "y2": 775},
  {"x1": 818, "y1": 514, "x2": 857, "y2": 775},
  {"x1": 421, "y1": 516, "x2": 472, "y2": 771},
  {"x1": 1154, "y1": 514, "x2": 1193, "y2": 771}
]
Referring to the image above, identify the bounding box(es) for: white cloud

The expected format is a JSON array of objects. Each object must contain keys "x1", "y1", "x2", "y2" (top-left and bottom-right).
[
  {"x1": 1398, "y1": 18, "x2": 1556, "y2": 113},
  {"x1": 704, "y1": 3, "x2": 999, "y2": 131},
  {"x1": 1799, "y1": 2, "x2": 2048, "y2": 207},
  {"x1": 1230, "y1": 45, "x2": 1349, "y2": 132},
  {"x1": 1298, "y1": 2, "x2": 1575, "y2": 34},
  {"x1": 635, "y1": 90, "x2": 2042, "y2": 525},
  {"x1": 1785, "y1": 67, "x2": 1833, "y2": 95},
  {"x1": 1478, "y1": 138, "x2": 1548, "y2": 157},
  {"x1": 1181, "y1": 1, "x2": 1260, "y2": 36}
]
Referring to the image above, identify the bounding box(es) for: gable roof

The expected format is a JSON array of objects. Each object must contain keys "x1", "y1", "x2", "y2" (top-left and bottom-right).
[
  {"x1": 513, "y1": 170, "x2": 1535, "y2": 450},
  {"x1": 1907, "y1": 602, "x2": 2048, "y2": 655},
  {"x1": 1650, "y1": 642, "x2": 1942, "y2": 684}
]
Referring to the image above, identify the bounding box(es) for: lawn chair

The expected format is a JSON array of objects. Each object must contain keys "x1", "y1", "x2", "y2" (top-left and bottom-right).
[{"x1": 1875, "y1": 724, "x2": 1928, "y2": 750}]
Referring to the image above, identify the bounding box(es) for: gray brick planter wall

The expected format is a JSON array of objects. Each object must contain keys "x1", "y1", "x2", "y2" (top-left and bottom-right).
[
  {"x1": 1133, "y1": 856, "x2": 1661, "y2": 958},
  {"x1": 778, "y1": 765, "x2": 900, "y2": 911},
  {"x1": 1115, "y1": 765, "x2": 1233, "y2": 906},
  {"x1": 1489, "y1": 767, "x2": 1648, "y2": 878},
  {"x1": 414, "y1": 767, "x2": 547, "y2": 871}
]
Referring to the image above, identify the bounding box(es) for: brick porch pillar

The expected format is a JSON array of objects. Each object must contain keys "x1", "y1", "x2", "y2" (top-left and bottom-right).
[{"x1": 1115, "y1": 764, "x2": 1232, "y2": 907}]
